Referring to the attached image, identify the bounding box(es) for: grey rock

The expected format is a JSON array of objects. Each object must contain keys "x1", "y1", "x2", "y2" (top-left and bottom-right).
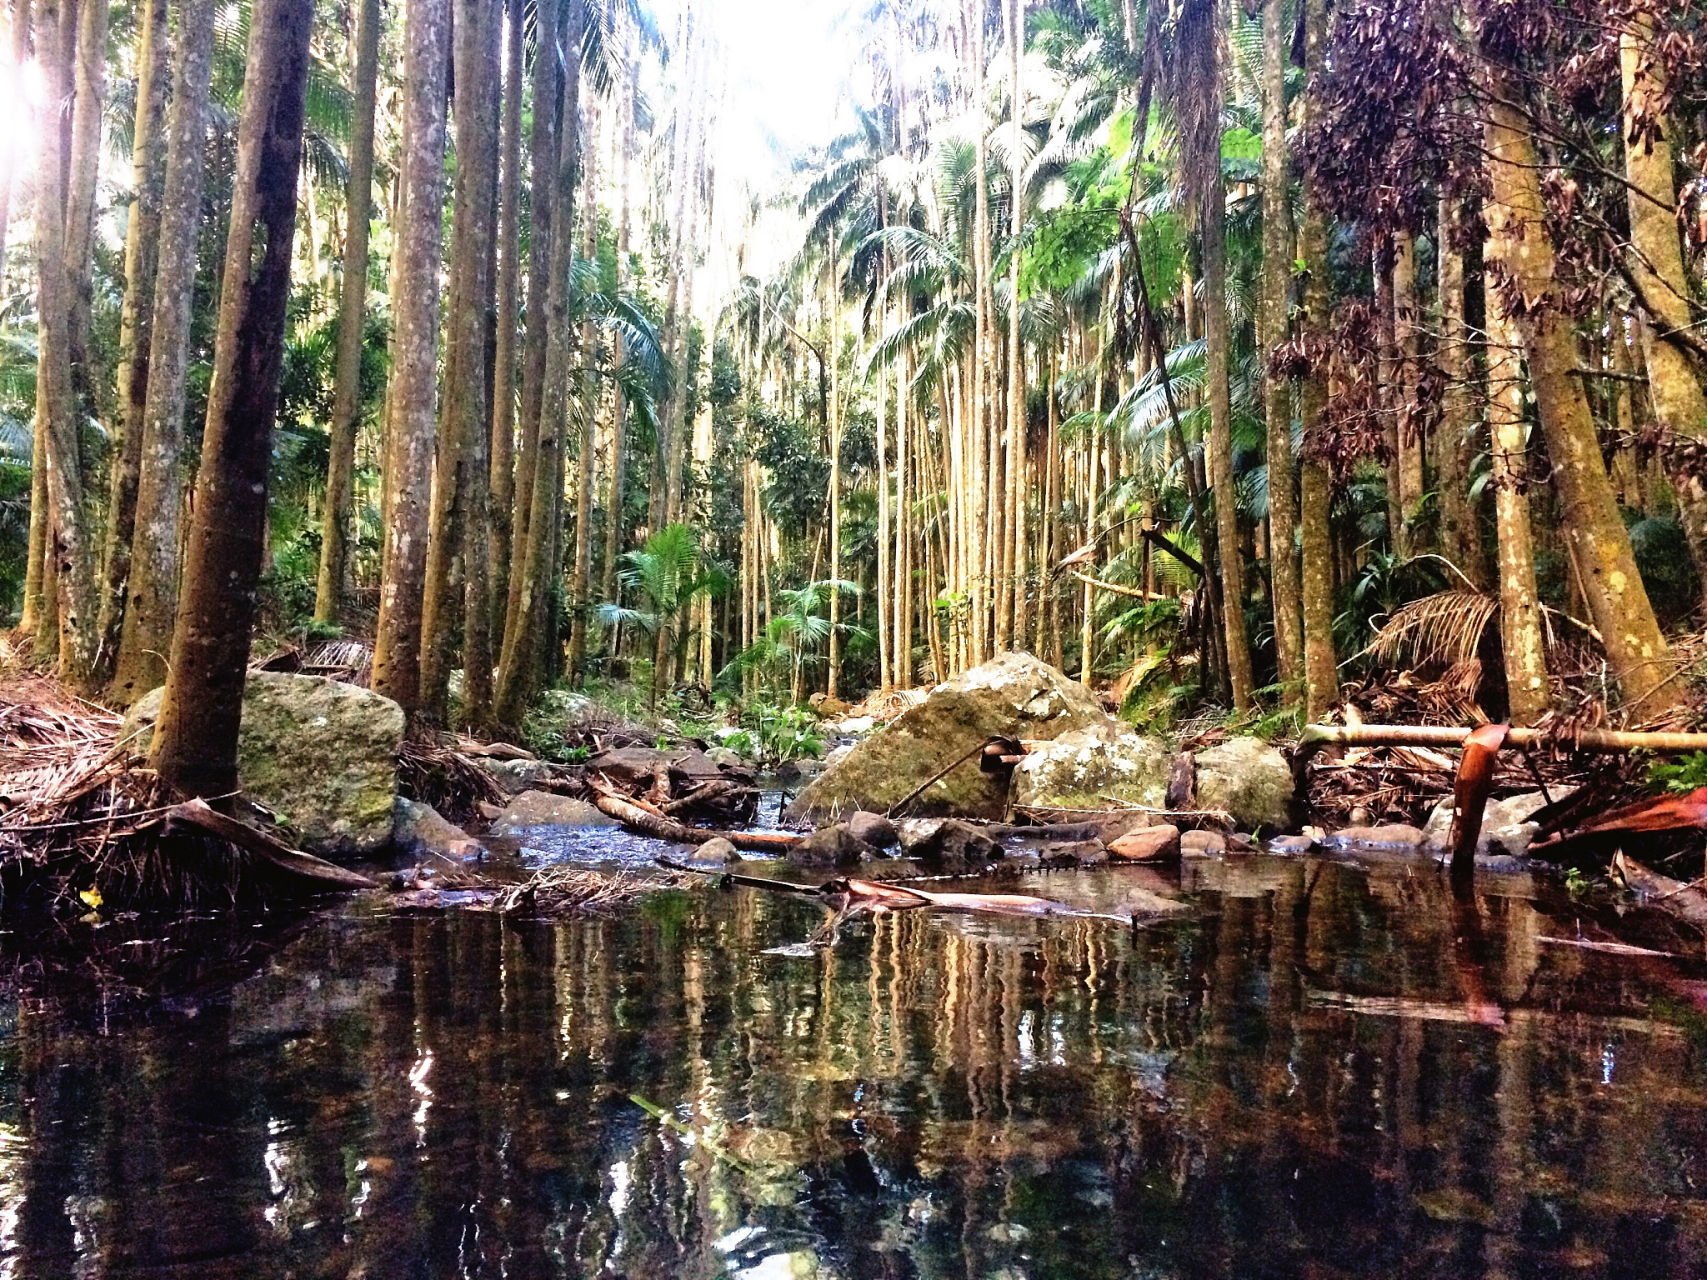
[
  {"x1": 844, "y1": 810, "x2": 899, "y2": 849},
  {"x1": 393, "y1": 797, "x2": 484, "y2": 861},
  {"x1": 473, "y1": 756, "x2": 556, "y2": 798},
  {"x1": 1322, "y1": 823, "x2": 1428, "y2": 854},
  {"x1": 704, "y1": 747, "x2": 744, "y2": 769},
  {"x1": 1194, "y1": 737, "x2": 1295, "y2": 831},
  {"x1": 786, "y1": 652, "x2": 1110, "y2": 823},
  {"x1": 1421, "y1": 789, "x2": 1565, "y2": 861},
  {"x1": 907, "y1": 818, "x2": 1003, "y2": 866},
  {"x1": 788, "y1": 824, "x2": 878, "y2": 867},
  {"x1": 1181, "y1": 829, "x2": 1226, "y2": 856},
  {"x1": 696, "y1": 836, "x2": 740, "y2": 862},
  {"x1": 1038, "y1": 839, "x2": 1108, "y2": 866},
  {"x1": 1267, "y1": 834, "x2": 1317, "y2": 855},
  {"x1": 122, "y1": 672, "x2": 404, "y2": 856},
  {"x1": 490, "y1": 790, "x2": 619, "y2": 833},
  {"x1": 1011, "y1": 721, "x2": 1172, "y2": 811}
]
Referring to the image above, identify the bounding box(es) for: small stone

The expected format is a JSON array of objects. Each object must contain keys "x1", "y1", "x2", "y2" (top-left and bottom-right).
[
  {"x1": 393, "y1": 797, "x2": 484, "y2": 861},
  {"x1": 1180, "y1": 829, "x2": 1226, "y2": 856},
  {"x1": 908, "y1": 819, "x2": 1003, "y2": 866},
  {"x1": 788, "y1": 824, "x2": 878, "y2": 866},
  {"x1": 1267, "y1": 834, "x2": 1316, "y2": 855},
  {"x1": 697, "y1": 836, "x2": 740, "y2": 862},
  {"x1": 844, "y1": 811, "x2": 899, "y2": 849},
  {"x1": 1108, "y1": 824, "x2": 1181, "y2": 861},
  {"x1": 1324, "y1": 824, "x2": 1427, "y2": 853}
]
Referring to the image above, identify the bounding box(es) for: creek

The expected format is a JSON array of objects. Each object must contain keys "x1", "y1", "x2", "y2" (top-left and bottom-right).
[{"x1": 0, "y1": 827, "x2": 1702, "y2": 1277}]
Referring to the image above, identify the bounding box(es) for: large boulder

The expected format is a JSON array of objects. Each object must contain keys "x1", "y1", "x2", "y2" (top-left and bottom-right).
[
  {"x1": 785, "y1": 652, "x2": 1108, "y2": 822},
  {"x1": 489, "y1": 790, "x2": 618, "y2": 833},
  {"x1": 1194, "y1": 737, "x2": 1294, "y2": 831},
  {"x1": 1011, "y1": 722, "x2": 1171, "y2": 811},
  {"x1": 122, "y1": 672, "x2": 404, "y2": 856},
  {"x1": 1421, "y1": 789, "x2": 1566, "y2": 862}
]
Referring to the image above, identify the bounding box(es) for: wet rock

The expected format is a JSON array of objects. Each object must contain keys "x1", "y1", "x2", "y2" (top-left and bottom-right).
[
  {"x1": 1038, "y1": 839, "x2": 1108, "y2": 867},
  {"x1": 1322, "y1": 824, "x2": 1427, "y2": 854},
  {"x1": 788, "y1": 824, "x2": 878, "y2": 867},
  {"x1": 1108, "y1": 824, "x2": 1181, "y2": 862},
  {"x1": 393, "y1": 798, "x2": 484, "y2": 861},
  {"x1": 123, "y1": 672, "x2": 404, "y2": 856},
  {"x1": 1267, "y1": 834, "x2": 1316, "y2": 855},
  {"x1": 1181, "y1": 829, "x2": 1226, "y2": 856},
  {"x1": 696, "y1": 837, "x2": 740, "y2": 863},
  {"x1": 808, "y1": 692, "x2": 852, "y2": 717},
  {"x1": 489, "y1": 791, "x2": 618, "y2": 833},
  {"x1": 899, "y1": 818, "x2": 1003, "y2": 866},
  {"x1": 773, "y1": 757, "x2": 828, "y2": 784},
  {"x1": 1011, "y1": 721, "x2": 1171, "y2": 810},
  {"x1": 1421, "y1": 789, "x2": 1565, "y2": 861},
  {"x1": 844, "y1": 811, "x2": 899, "y2": 849},
  {"x1": 787, "y1": 653, "x2": 1110, "y2": 823},
  {"x1": 1194, "y1": 737, "x2": 1294, "y2": 831},
  {"x1": 473, "y1": 756, "x2": 556, "y2": 798},
  {"x1": 703, "y1": 746, "x2": 744, "y2": 769}
]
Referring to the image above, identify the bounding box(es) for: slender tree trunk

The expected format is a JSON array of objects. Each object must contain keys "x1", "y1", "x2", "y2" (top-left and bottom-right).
[
  {"x1": 601, "y1": 42, "x2": 636, "y2": 626},
  {"x1": 1486, "y1": 297, "x2": 1549, "y2": 725},
  {"x1": 95, "y1": 0, "x2": 168, "y2": 678},
  {"x1": 651, "y1": 2, "x2": 698, "y2": 535},
  {"x1": 109, "y1": 0, "x2": 215, "y2": 705},
  {"x1": 370, "y1": 0, "x2": 451, "y2": 718},
  {"x1": 1005, "y1": 0, "x2": 1027, "y2": 651},
  {"x1": 502, "y1": 0, "x2": 559, "y2": 652},
  {"x1": 1481, "y1": 78, "x2": 1682, "y2": 717},
  {"x1": 488, "y1": 0, "x2": 522, "y2": 638},
  {"x1": 1394, "y1": 230, "x2": 1425, "y2": 552},
  {"x1": 567, "y1": 91, "x2": 600, "y2": 683},
  {"x1": 969, "y1": 0, "x2": 990, "y2": 664},
  {"x1": 31, "y1": 0, "x2": 95, "y2": 685},
  {"x1": 1375, "y1": 238, "x2": 1404, "y2": 554},
  {"x1": 1297, "y1": 0, "x2": 1338, "y2": 720},
  {"x1": 1261, "y1": 0, "x2": 1301, "y2": 692},
  {"x1": 1618, "y1": 9, "x2": 1707, "y2": 581},
  {"x1": 64, "y1": 0, "x2": 106, "y2": 420},
  {"x1": 496, "y1": 0, "x2": 582, "y2": 725},
  {"x1": 826, "y1": 246, "x2": 842, "y2": 699},
  {"x1": 0, "y1": 0, "x2": 31, "y2": 276},
  {"x1": 420, "y1": 0, "x2": 502, "y2": 722},
  {"x1": 1436, "y1": 195, "x2": 1482, "y2": 588},
  {"x1": 1204, "y1": 183, "x2": 1253, "y2": 710},
  {"x1": 146, "y1": 0, "x2": 312, "y2": 797},
  {"x1": 876, "y1": 321, "x2": 891, "y2": 688},
  {"x1": 313, "y1": 0, "x2": 381, "y2": 626}
]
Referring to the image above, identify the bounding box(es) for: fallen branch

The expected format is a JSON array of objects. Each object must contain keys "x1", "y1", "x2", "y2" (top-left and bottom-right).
[
  {"x1": 1297, "y1": 722, "x2": 1707, "y2": 769},
  {"x1": 1611, "y1": 850, "x2": 1707, "y2": 932},
  {"x1": 590, "y1": 782, "x2": 802, "y2": 852},
  {"x1": 1070, "y1": 571, "x2": 1166, "y2": 601},
  {"x1": 161, "y1": 799, "x2": 377, "y2": 890}
]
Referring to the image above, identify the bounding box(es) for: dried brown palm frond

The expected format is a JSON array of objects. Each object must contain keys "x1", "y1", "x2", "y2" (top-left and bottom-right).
[
  {"x1": 1367, "y1": 590, "x2": 1500, "y2": 671},
  {"x1": 495, "y1": 864, "x2": 680, "y2": 917},
  {"x1": 303, "y1": 639, "x2": 375, "y2": 686}
]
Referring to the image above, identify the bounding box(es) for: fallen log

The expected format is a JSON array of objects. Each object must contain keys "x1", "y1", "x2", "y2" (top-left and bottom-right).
[
  {"x1": 1611, "y1": 850, "x2": 1707, "y2": 932},
  {"x1": 1297, "y1": 722, "x2": 1707, "y2": 767},
  {"x1": 161, "y1": 799, "x2": 377, "y2": 890},
  {"x1": 589, "y1": 786, "x2": 802, "y2": 853}
]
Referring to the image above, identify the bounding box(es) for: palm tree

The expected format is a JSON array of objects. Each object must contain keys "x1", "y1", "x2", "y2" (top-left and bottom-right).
[{"x1": 600, "y1": 523, "x2": 731, "y2": 706}]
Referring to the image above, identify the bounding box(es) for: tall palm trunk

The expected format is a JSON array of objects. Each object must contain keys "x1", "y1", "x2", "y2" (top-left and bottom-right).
[
  {"x1": 420, "y1": 0, "x2": 501, "y2": 725},
  {"x1": 313, "y1": 0, "x2": 382, "y2": 625},
  {"x1": 1204, "y1": 183, "x2": 1254, "y2": 710},
  {"x1": 650, "y1": 3, "x2": 698, "y2": 535},
  {"x1": 370, "y1": 0, "x2": 452, "y2": 717},
  {"x1": 0, "y1": 0, "x2": 31, "y2": 275},
  {"x1": 502, "y1": 0, "x2": 559, "y2": 652},
  {"x1": 147, "y1": 0, "x2": 312, "y2": 797},
  {"x1": 601, "y1": 44, "x2": 636, "y2": 625},
  {"x1": 1393, "y1": 230, "x2": 1425, "y2": 552},
  {"x1": 95, "y1": 0, "x2": 168, "y2": 677},
  {"x1": 969, "y1": 0, "x2": 991, "y2": 664},
  {"x1": 488, "y1": 0, "x2": 522, "y2": 636},
  {"x1": 64, "y1": 0, "x2": 106, "y2": 420},
  {"x1": 1436, "y1": 196, "x2": 1482, "y2": 586},
  {"x1": 109, "y1": 0, "x2": 215, "y2": 705},
  {"x1": 567, "y1": 92, "x2": 600, "y2": 683},
  {"x1": 1297, "y1": 0, "x2": 1338, "y2": 720},
  {"x1": 1261, "y1": 0, "x2": 1300, "y2": 691},
  {"x1": 496, "y1": 0, "x2": 583, "y2": 725},
  {"x1": 1375, "y1": 239, "x2": 1404, "y2": 554},
  {"x1": 1486, "y1": 296, "x2": 1549, "y2": 725},
  {"x1": 826, "y1": 246, "x2": 842, "y2": 700},
  {"x1": 1005, "y1": 0, "x2": 1027, "y2": 651},
  {"x1": 1481, "y1": 71, "x2": 1681, "y2": 717},
  {"x1": 30, "y1": 0, "x2": 95, "y2": 685},
  {"x1": 1618, "y1": 9, "x2": 1707, "y2": 580}
]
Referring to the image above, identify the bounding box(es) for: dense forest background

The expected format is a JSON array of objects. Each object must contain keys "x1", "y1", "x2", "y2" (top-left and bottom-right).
[{"x1": 1, "y1": 0, "x2": 1705, "y2": 785}]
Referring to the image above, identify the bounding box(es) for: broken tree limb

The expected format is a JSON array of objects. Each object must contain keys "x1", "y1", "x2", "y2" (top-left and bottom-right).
[
  {"x1": 161, "y1": 799, "x2": 377, "y2": 890},
  {"x1": 1530, "y1": 786, "x2": 1707, "y2": 854},
  {"x1": 1141, "y1": 528, "x2": 1205, "y2": 578},
  {"x1": 1296, "y1": 722, "x2": 1707, "y2": 769},
  {"x1": 1070, "y1": 571, "x2": 1166, "y2": 601},
  {"x1": 590, "y1": 784, "x2": 802, "y2": 853},
  {"x1": 1449, "y1": 723, "x2": 1509, "y2": 877}
]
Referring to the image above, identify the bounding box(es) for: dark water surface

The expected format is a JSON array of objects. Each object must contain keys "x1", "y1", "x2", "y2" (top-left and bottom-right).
[{"x1": 2, "y1": 855, "x2": 1706, "y2": 1278}]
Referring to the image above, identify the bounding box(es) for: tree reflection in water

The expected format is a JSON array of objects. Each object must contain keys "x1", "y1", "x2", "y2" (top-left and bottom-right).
[{"x1": 0, "y1": 856, "x2": 1700, "y2": 1277}]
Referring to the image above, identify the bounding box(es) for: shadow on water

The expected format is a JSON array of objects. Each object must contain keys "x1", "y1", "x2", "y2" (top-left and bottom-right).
[{"x1": 0, "y1": 855, "x2": 1703, "y2": 1276}]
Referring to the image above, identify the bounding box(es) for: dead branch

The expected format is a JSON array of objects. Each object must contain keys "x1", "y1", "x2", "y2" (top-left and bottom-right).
[{"x1": 161, "y1": 799, "x2": 377, "y2": 890}]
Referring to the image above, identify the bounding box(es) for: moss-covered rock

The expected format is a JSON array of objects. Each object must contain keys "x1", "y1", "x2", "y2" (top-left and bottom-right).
[
  {"x1": 1194, "y1": 737, "x2": 1294, "y2": 831},
  {"x1": 785, "y1": 652, "x2": 1109, "y2": 823},
  {"x1": 1011, "y1": 721, "x2": 1171, "y2": 811},
  {"x1": 122, "y1": 672, "x2": 405, "y2": 856}
]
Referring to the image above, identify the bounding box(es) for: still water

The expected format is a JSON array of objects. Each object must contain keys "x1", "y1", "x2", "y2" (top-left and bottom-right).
[{"x1": 0, "y1": 855, "x2": 1703, "y2": 1278}]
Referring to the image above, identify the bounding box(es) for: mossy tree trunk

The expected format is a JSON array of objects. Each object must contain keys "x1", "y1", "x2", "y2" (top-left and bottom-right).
[{"x1": 147, "y1": 0, "x2": 313, "y2": 797}]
